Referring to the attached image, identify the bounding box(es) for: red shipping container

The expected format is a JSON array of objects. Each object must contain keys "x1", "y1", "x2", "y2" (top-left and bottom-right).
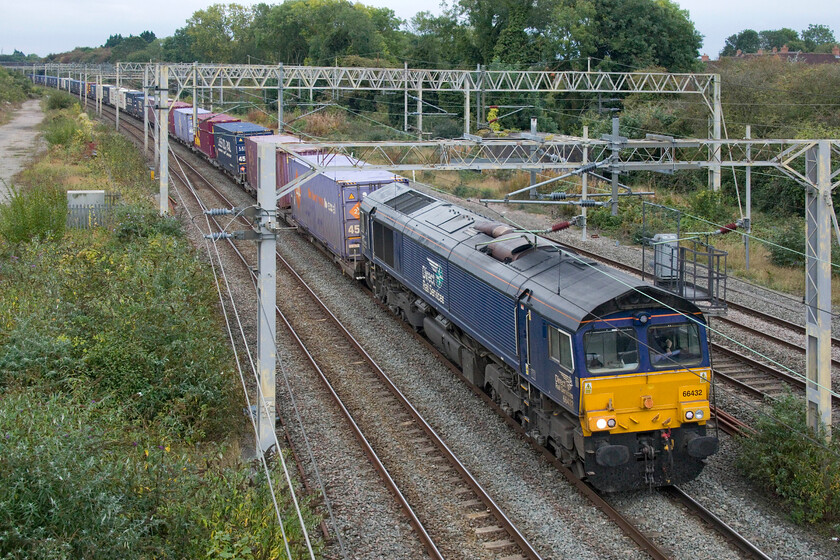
[
  {"x1": 244, "y1": 134, "x2": 318, "y2": 203},
  {"x1": 196, "y1": 114, "x2": 240, "y2": 158}
]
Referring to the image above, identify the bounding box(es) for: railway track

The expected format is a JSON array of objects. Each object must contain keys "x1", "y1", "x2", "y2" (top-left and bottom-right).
[
  {"x1": 660, "y1": 486, "x2": 772, "y2": 560},
  {"x1": 106, "y1": 107, "x2": 543, "y2": 558},
  {"x1": 97, "y1": 101, "x2": 774, "y2": 560}
]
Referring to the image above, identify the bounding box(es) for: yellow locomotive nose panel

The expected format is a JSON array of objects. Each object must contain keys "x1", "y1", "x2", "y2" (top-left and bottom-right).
[{"x1": 580, "y1": 368, "x2": 711, "y2": 436}]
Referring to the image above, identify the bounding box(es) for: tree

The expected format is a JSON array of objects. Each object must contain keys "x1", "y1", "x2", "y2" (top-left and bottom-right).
[
  {"x1": 802, "y1": 24, "x2": 836, "y2": 51},
  {"x1": 567, "y1": 0, "x2": 702, "y2": 71},
  {"x1": 183, "y1": 3, "x2": 256, "y2": 63},
  {"x1": 162, "y1": 28, "x2": 196, "y2": 63},
  {"x1": 103, "y1": 34, "x2": 124, "y2": 48},
  {"x1": 139, "y1": 30, "x2": 157, "y2": 44},
  {"x1": 758, "y1": 28, "x2": 799, "y2": 51},
  {"x1": 721, "y1": 29, "x2": 760, "y2": 56}
]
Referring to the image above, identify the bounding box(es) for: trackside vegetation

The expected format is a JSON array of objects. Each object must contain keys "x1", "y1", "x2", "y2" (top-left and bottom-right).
[
  {"x1": 736, "y1": 396, "x2": 840, "y2": 528},
  {"x1": 0, "y1": 66, "x2": 35, "y2": 124},
  {"x1": 0, "y1": 93, "x2": 322, "y2": 558}
]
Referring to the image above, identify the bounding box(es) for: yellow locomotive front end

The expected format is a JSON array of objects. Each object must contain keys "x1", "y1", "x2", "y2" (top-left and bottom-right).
[{"x1": 576, "y1": 317, "x2": 718, "y2": 491}]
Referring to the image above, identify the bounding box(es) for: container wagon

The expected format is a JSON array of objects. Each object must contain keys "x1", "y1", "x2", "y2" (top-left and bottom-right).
[
  {"x1": 196, "y1": 114, "x2": 240, "y2": 159},
  {"x1": 213, "y1": 122, "x2": 272, "y2": 180}
]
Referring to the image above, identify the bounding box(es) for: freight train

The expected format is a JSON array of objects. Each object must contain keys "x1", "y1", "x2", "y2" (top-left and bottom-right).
[{"x1": 31, "y1": 73, "x2": 719, "y2": 492}]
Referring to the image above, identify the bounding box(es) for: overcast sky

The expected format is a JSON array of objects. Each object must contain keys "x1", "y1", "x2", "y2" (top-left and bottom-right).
[{"x1": 1, "y1": 0, "x2": 837, "y2": 60}]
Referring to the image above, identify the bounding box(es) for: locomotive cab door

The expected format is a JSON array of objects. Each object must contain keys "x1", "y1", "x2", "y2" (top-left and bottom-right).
[{"x1": 516, "y1": 291, "x2": 536, "y2": 385}]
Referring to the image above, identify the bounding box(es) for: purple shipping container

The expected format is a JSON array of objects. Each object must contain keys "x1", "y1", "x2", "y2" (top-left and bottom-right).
[
  {"x1": 173, "y1": 108, "x2": 211, "y2": 145},
  {"x1": 289, "y1": 154, "x2": 407, "y2": 262}
]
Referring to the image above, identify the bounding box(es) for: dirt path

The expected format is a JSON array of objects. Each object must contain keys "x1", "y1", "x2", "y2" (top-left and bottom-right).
[{"x1": 0, "y1": 99, "x2": 47, "y2": 203}]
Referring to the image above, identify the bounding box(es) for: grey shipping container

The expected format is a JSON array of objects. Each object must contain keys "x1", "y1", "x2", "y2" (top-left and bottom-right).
[
  {"x1": 289, "y1": 154, "x2": 407, "y2": 262},
  {"x1": 213, "y1": 122, "x2": 272, "y2": 178},
  {"x1": 173, "y1": 108, "x2": 211, "y2": 145}
]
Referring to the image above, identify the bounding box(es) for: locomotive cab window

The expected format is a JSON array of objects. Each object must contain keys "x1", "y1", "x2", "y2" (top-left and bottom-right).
[
  {"x1": 584, "y1": 328, "x2": 639, "y2": 374},
  {"x1": 648, "y1": 323, "x2": 702, "y2": 368},
  {"x1": 548, "y1": 327, "x2": 574, "y2": 372}
]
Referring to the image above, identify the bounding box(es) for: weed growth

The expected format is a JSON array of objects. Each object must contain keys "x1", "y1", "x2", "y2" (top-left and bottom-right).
[{"x1": 736, "y1": 395, "x2": 840, "y2": 525}]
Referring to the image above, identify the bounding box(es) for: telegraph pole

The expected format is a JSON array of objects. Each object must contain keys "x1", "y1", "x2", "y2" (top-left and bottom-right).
[{"x1": 805, "y1": 141, "x2": 833, "y2": 440}]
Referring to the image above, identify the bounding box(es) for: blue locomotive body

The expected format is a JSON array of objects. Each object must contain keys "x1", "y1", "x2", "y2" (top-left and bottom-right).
[{"x1": 361, "y1": 183, "x2": 718, "y2": 491}]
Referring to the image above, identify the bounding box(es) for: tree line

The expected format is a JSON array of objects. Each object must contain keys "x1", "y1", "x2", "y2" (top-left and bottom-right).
[
  {"x1": 41, "y1": 0, "x2": 703, "y2": 72},
  {"x1": 721, "y1": 24, "x2": 837, "y2": 56}
]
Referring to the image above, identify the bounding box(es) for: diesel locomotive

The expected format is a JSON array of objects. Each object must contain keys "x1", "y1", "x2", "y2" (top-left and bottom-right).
[{"x1": 359, "y1": 183, "x2": 718, "y2": 492}]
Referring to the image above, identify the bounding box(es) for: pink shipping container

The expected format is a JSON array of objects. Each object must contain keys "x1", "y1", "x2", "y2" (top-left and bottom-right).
[{"x1": 196, "y1": 114, "x2": 240, "y2": 158}]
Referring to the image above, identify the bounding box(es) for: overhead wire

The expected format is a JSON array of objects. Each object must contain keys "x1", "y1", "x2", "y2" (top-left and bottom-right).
[{"x1": 166, "y1": 158, "x2": 296, "y2": 560}]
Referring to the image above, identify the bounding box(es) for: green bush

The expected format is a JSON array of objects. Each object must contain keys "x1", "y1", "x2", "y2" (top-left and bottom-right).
[
  {"x1": 0, "y1": 392, "x2": 317, "y2": 559},
  {"x1": 767, "y1": 225, "x2": 805, "y2": 268},
  {"x1": 736, "y1": 395, "x2": 840, "y2": 524},
  {"x1": 46, "y1": 91, "x2": 77, "y2": 111},
  {"x1": 687, "y1": 189, "x2": 733, "y2": 226},
  {"x1": 0, "y1": 184, "x2": 67, "y2": 245},
  {"x1": 0, "y1": 210, "x2": 235, "y2": 441},
  {"x1": 43, "y1": 115, "x2": 80, "y2": 146}
]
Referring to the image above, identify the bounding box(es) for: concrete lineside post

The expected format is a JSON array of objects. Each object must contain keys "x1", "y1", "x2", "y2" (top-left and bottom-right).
[
  {"x1": 158, "y1": 65, "x2": 170, "y2": 216},
  {"x1": 464, "y1": 80, "x2": 470, "y2": 137},
  {"x1": 745, "y1": 125, "x2": 751, "y2": 270},
  {"x1": 529, "y1": 117, "x2": 537, "y2": 199},
  {"x1": 84, "y1": 69, "x2": 88, "y2": 111},
  {"x1": 711, "y1": 74, "x2": 722, "y2": 191},
  {"x1": 143, "y1": 66, "x2": 149, "y2": 155},
  {"x1": 115, "y1": 65, "x2": 120, "y2": 132},
  {"x1": 404, "y1": 62, "x2": 409, "y2": 133},
  {"x1": 804, "y1": 141, "x2": 833, "y2": 441},
  {"x1": 417, "y1": 83, "x2": 423, "y2": 140},
  {"x1": 256, "y1": 142, "x2": 277, "y2": 455},
  {"x1": 581, "y1": 126, "x2": 589, "y2": 241},
  {"x1": 610, "y1": 117, "x2": 620, "y2": 216},
  {"x1": 192, "y1": 62, "x2": 198, "y2": 142}
]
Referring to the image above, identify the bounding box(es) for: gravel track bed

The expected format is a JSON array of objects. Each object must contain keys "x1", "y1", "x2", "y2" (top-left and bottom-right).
[
  {"x1": 271, "y1": 235, "x2": 502, "y2": 559},
  {"x1": 165, "y1": 145, "x2": 424, "y2": 559}
]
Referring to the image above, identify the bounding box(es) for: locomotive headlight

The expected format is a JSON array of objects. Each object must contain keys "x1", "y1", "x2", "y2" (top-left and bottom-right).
[
  {"x1": 596, "y1": 418, "x2": 608, "y2": 430},
  {"x1": 695, "y1": 409, "x2": 704, "y2": 420},
  {"x1": 685, "y1": 410, "x2": 694, "y2": 420},
  {"x1": 607, "y1": 419, "x2": 616, "y2": 428}
]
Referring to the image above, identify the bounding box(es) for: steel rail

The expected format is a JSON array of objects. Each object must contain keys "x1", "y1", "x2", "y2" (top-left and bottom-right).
[
  {"x1": 102, "y1": 96, "x2": 543, "y2": 559},
  {"x1": 389, "y1": 312, "x2": 671, "y2": 560},
  {"x1": 660, "y1": 486, "x2": 773, "y2": 560}
]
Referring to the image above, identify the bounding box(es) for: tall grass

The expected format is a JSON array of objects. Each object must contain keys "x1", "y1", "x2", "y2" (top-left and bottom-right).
[{"x1": 0, "y1": 184, "x2": 66, "y2": 245}]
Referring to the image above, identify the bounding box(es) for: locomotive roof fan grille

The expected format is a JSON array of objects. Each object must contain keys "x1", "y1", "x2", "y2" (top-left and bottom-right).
[{"x1": 385, "y1": 190, "x2": 435, "y2": 215}]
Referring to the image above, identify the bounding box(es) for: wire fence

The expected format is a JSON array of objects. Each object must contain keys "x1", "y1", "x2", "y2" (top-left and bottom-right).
[{"x1": 66, "y1": 192, "x2": 120, "y2": 229}]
